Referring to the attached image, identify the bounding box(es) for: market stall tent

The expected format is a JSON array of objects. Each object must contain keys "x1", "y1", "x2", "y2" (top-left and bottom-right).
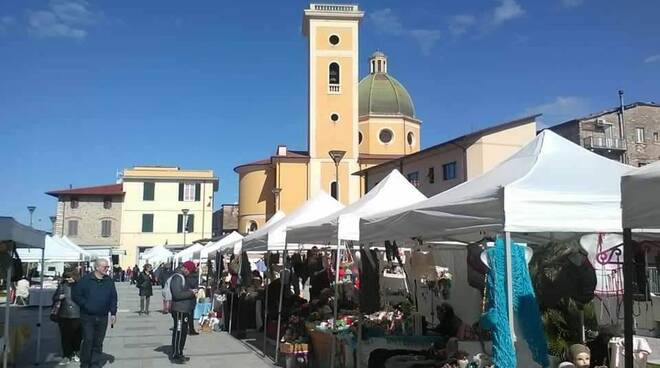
[
  {"x1": 361, "y1": 130, "x2": 631, "y2": 243},
  {"x1": 141, "y1": 245, "x2": 173, "y2": 265},
  {"x1": 60, "y1": 236, "x2": 92, "y2": 259},
  {"x1": 17, "y1": 235, "x2": 88, "y2": 263},
  {"x1": 233, "y1": 210, "x2": 286, "y2": 255},
  {"x1": 241, "y1": 191, "x2": 344, "y2": 252},
  {"x1": 174, "y1": 242, "x2": 205, "y2": 263},
  {"x1": 621, "y1": 161, "x2": 658, "y2": 368},
  {"x1": 200, "y1": 231, "x2": 244, "y2": 260},
  {"x1": 286, "y1": 169, "x2": 426, "y2": 244},
  {"x1": 0, "y1": 217, "x2": 46, "y2": 368}
]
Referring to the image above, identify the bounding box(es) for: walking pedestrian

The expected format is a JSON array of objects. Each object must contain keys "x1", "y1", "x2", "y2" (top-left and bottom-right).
[
  {"x1": 53, "y1": 268, "x2": 82, "y2": 366},
  {"x1": 72, "y1": 258, "x2": 118, "y2": 368},
  {"x1": 169, "y1": 261, "x2": 197, "y2": 364},
  {"x1": 137, "y1": 264, "x2": 153, "y2": 315},
  {"x1": 130, "y1": 265, "x2": 139, "y2": 285}
]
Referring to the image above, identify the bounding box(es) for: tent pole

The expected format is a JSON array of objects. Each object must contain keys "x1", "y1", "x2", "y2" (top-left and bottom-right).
[
  {"x1": 3, "y1": 262, "x2": 12, "y2": 368},
  {"x1": 274, "y1": 244, "x2": 289, "y2": 364},
  {"x1": 35, "y1": 247, "x2": 45, "y2": 365},
  {"x1": 262, "y1": 251, "x2": 270, "y2": 358},
  {"x1": 623, "y1": 228, "x2": 633, "y2": 368},
  {"x1": 504, "y1": 232, "x2": 516, "y2": 346},
  {"x1": 330, "y1": 238, "x2": 342, "y2": 368}
]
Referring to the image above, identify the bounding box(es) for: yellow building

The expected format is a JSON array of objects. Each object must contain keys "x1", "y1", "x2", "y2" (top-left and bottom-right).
[
  {"x1": 119, "y1": 166, "x2": 218, "y2": 266},
  {"x1": 236, "y1": 4, "x2": 421, "y2": 233}
]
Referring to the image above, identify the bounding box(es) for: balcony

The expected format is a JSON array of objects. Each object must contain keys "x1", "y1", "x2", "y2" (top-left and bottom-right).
[
  {"x1": 328, "y1": 84, "x2": 341, "y2": 94},
  {"x1": 311, "y1": 4, "x2": 359, "y2": 12},
  {"x1": 583, "y1": 136, "x2": 627, "y2": 151}
]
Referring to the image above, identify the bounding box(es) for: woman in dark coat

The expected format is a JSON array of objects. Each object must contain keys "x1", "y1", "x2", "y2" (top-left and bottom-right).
[
  {"x1": 137, "y1": 264, "x2": 153, "y2": 315},
  {"x1": 53, "y1": 269, "x2": 82, "y2": 365}
]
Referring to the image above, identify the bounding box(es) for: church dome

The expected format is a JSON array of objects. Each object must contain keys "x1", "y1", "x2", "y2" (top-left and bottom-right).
[{"x1": 359, "y1": 52, "x2": 416, "y2": 119}]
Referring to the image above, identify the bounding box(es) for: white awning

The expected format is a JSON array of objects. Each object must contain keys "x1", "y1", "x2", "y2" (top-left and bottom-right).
[{"x1": 201, "y1": 231, "x2": 244, "y2": 259}]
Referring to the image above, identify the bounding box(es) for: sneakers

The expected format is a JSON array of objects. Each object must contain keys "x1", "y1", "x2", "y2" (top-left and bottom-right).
[
  {"x1": 72, "y1": 354, "x2": 80, "y2": 362},
  {"x1": 58, "y1": 357, "x2": 70, "y2": 366}
]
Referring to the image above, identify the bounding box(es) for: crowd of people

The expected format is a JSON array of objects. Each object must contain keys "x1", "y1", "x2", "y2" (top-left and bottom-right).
[{"x1": 50, "y1": 259, "x2": 202, "y2": 366}]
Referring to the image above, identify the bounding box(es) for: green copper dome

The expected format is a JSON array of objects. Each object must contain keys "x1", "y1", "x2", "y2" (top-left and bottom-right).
[{"x1": 359, "y1": 70, "x2": 416, "y2": 120}]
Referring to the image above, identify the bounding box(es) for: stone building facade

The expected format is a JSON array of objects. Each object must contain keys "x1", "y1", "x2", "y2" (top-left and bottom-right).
[
  {"x1": 47, "y1": 184, "x2": 124, "y2": 247},
  {"x1": 550, "y1": 102, "x2": 660, "y2": 167}
]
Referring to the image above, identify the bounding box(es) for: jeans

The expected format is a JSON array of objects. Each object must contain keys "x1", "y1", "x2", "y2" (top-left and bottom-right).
[
  {"x1": 58, "y1": 318, "x2": 82, "y2": 358},
  {"x1": 140, "y1": 296, "x2": 150, "y2": 313},
  {"x1": 80, "y1": 313, "x2": 108, "y2": 368},
  {"x1": 171, "y1": 312, "x2": 190, "y2": 358}
]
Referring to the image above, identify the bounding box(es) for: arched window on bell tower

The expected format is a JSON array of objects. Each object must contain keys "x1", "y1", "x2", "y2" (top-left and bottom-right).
[{"x1": 329, "y1": 62, "x2": 340, "y2": 85}]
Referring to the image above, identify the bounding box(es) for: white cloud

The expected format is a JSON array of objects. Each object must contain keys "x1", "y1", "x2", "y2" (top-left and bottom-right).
[
  {"x1": 369, "y1": 8, "x2": 404, "y2": 36},
  {"x1": 369, "y1": 8, "x2": 442, "y2": 54},
  {"x1": 523, "y1": 96, "x2": 592, "y2": 126},
  {"x1": 644, "y1": 54, "x2": 660, "y2": 64},
  {"x1": 409, "y1": 29, "x2": 441, "y2": 55},
  {"x1": 492, "y1": 0, "x2": 525, "y2": 25},
  {"x1": 448, "y1": 14, "x2": 476, "y2": 35},
  {"x1": 27, "y1": 0, "x2": 96, "y2": 40},
  {"x1": 560, "y1": 0, "x2": 585, "y2": 8},
  {"x1": 0, "y1": 16, "x2": 16, "y2": 33}
]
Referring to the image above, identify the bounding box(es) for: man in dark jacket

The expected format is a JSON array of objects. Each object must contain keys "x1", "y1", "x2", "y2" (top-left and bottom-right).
[
  {"x1": 170, "y1": 261, "x2": 197, "y2": 363},
  {"x1": 72, "y1": 258, "x2": 117, "y2": 368}
]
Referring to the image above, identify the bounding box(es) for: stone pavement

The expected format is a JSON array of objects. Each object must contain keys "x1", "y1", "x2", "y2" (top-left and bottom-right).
[
  {"x1": 99, "y1": 282, "x2": 275, "y2": 368},
  {"x1": 11, "y1": 281, "x2": 275, "y2": 368}
]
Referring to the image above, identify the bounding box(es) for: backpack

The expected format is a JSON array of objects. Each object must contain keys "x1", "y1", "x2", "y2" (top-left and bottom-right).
[{"x1": 162, "y1": 273, "x2": 184, "y2": 301}]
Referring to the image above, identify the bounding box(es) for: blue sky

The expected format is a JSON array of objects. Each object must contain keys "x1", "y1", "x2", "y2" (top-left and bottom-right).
[{"x1": 1, "y1": 0, "x2": 659, "y2": 230}]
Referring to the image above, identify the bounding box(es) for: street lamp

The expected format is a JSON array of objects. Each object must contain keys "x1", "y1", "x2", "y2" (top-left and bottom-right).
[
  {"x1": 328, "y1": 150, "x2": 346, "y2": 200},
  {"x1": 27, "y1": 206, "x2": 36, "y2": 227},
  {"x1": 327, "y1": 150, "x2": 345, "y2": 368},
  {"x1": 49, "y1": 216, "x2": 56, "y2": 233},
  {"x1": 271, "y1": 187, "x2": 282, "y2": 211},
  {"x1": 182, "y1": 208, "x2": 189, "y2": 246}
]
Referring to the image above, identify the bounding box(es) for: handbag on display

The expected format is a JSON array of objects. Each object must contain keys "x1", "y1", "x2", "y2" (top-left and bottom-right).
[{"x1": 50, "y1": 300, "x2": 62, "y2": 322}]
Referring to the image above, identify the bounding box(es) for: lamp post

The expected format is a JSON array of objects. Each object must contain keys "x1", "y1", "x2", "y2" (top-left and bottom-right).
[
  {"x1": 328, "y1": 150, "x2": 345, "y2": 368},
  {"x1": 182, "y1": 208, "x2": 189, "y2": 246},
  {"x1": 49, "y1": 216, "x2": 56, "y2": 233},
  {"x1": 272, "y1": 187, "x2": 282, "y2": 211},
  {"x1": 328, "y1": 150, "x2": 346, "y2": 200},
  {"x1": 27, "y1": 206, "x2": 36, "y2": 227}
]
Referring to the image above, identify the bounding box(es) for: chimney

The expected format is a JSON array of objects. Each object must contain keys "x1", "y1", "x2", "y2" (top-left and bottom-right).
[{"x1": 277, "y1": 145, "x2": 287, "y2": 156}]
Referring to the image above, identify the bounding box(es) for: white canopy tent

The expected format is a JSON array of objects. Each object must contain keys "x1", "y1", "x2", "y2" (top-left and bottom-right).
[
  {"x1": 362, "y1": 130, "x2": 631, "y2": 243},
  {"x1": 141, "y1": 245, "x2": 173, "y2": 265},
  {"x1": 200, "y1": 231, "x2": 244, "y2": 260},
  {"x1": 173, "y1": 243, "x2": 205, "y2": 264},
  {"x1": 0, "y1": 217, "x2": 46, "y2": 368},
  {"x1": 17, "y1": 235, "x2": 89, "y2": 263},
  {"x1": 60, "y1": 236, "x2": 92, "y2": 260},
  {"x1": 242, "y1": 191, "x2": 344, "y2": 252},
  {"x1": 621, "y1": 160, "x2": 659, "y2": 368},
  {"x1": 287, "y1": 169, "x2": 426, "y2": 244},
  {"x1": 233, "y1": 210, "x2": 285, "y2": 255}
]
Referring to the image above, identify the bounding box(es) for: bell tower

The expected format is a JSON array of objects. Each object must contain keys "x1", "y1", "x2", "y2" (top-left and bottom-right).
[{"x1": 303, "y1": 4, "x2": 364, "y2": 204}]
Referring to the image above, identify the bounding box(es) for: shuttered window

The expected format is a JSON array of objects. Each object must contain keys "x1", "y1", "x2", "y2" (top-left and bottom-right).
[
  {"x1": 177, "y1": 214, "x2": 195, "y2": 233},
  {"x1": 143, "y1": 182, "x2": 155, "y2": 201},
  {"x1": 141, "y1": 214, "x2": 154, "y2": 233},
  {"x1": 68, "y1": 220, "x2": 78, "y2": 236},
  {"x1": 101, "y1": 220, "x2": 112, "y2": 237}
]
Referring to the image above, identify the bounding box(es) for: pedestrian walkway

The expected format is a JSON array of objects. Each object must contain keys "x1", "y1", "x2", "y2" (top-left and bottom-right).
[{"x1": 100, "y1": 282, "x2": 274, "y2": 367}]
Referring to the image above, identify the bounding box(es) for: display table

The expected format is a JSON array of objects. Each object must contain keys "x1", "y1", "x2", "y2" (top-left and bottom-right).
[{"x1": 28, "y1": 288, "x2": 56, "y2": 307}]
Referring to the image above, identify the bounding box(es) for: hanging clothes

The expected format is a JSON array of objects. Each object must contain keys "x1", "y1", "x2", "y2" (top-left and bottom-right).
[
  {"x1": 359, "y1": 248, "x2": 380, "y2": 314},
  {"x1": 481, "y1": 239, "x2": 549, "y2": 368}
]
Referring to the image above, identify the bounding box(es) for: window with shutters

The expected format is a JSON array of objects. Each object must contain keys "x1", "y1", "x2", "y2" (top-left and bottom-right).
[
  {"x1": 406, "y1": 172, "x2": 420, "y2": 188},
  {"x1": 143, "y1": 182, "x2": 155, "y2": 201},
  {"x1": 103, "y1": 196, "x2": 112, "y2": 209},
  {"x1": 427, "y1": 167, "x2": 435, "y2": 184},
  {"x1": 182, "y1": 183, "x2": 196, "y2": 201},
  {"x1": 177, "y1": 214, "x2": 195, "y2": 233},
  {"x1": 443, "y1": 162, "x2": 457, "y2": 181},
  {"x1": 141, "y1": 214, "x2": 154, "y2": 233},
  {"x1": 68, "y1": 220, "x2": 78, "y2": 236},
  {"x1": 70, "y1": 197, "x2": 79, "y2": 209},
  {"x1": 101, "y1": 220, "x2": 112, "y2": 237},
  {"x1": 330, "y1": 181, "x2": 338, "y2": 200}
]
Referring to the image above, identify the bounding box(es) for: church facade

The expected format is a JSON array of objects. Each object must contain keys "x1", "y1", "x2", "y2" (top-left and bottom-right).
[{"x1": 235, "y1": 4, "x2": 422, "y2": 233}]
